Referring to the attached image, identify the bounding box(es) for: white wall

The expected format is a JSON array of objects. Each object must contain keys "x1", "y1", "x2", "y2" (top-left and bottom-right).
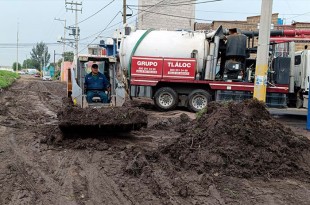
[{"x1": 137, "y1": 0, "x2": 195, "y2": 30}]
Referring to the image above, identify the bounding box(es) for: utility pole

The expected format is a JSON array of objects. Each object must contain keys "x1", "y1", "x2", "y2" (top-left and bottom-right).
[
  {"x1": 16, "y1": 22, "x2": 19, "y2": 73},
  {"x1": 54, "y1": 18, "x2": 66, "y2": 70},
  {"x1": 54, "y1": 50, "x2": 56, "y2": 67},
  {"x1": 123, "y1": 0, "x2": 126, "y2": 24},
  {"x1": 253, "y1": 0, "x2": 273, "y2": 102},
  {"x1": 65, "y1": 1, "x2": 82, "y2": 59},
  {"x1": 43, "y1": 46, "x2": 46, "y2": 69}
]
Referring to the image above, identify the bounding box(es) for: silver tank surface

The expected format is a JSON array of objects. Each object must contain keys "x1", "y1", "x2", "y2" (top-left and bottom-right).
[{"x1": 120, "y1": 30, "x2": 209, "y2": 73}]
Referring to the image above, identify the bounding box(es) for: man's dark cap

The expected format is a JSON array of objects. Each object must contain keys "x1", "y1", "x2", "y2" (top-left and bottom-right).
[
  {"x1": 228, "y1": 28, "x2": 237, "y2": 33},
  {"x1": 92, "y1": 63, "x2": 99, "y2": 68}
]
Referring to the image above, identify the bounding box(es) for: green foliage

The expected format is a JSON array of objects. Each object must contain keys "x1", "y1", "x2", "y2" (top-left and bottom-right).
[
  {"x1": 49, "y1": 63, "x2": 57, "y2": 68},
  {"x1": 0, "y1": 71, "x2": 20, "y2": 88},
  {"x1": 30, "y1": 42, "x2": 51, "y2": 71},
  {"x1": 64, "y1": 51, "x2": 74, "y2": 61},
  {"x1": 57, "y1": 59, "x2": 62, "y2": 68},
  {"x1": 196, "y1": 107, "x2": 207, "y2": 119},
  {"x1": 12, "y1": 62, "x2": 22, "y2": 71},
  {"x1": 53, "y1": 70, "x2": 61, "y2": 80},
  {"x1": 57, "y1": 51, "x2": 74, "y2": 68},
  {"x1": 22, "y1": 58, "x2": 36, "y2": 68}
]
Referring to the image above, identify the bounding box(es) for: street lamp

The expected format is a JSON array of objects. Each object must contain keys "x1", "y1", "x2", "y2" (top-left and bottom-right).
[{"x1": 16, "y1": 22, "x2": 19, "y2": 73}]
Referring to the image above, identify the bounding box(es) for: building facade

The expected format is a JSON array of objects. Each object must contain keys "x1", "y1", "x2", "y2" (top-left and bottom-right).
[{"x1": 137, "y1": 0, "x2": 195, "y2": 30}]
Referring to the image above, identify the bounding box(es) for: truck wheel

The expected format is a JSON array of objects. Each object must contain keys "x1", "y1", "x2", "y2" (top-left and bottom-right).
[
  {"x1": 154, "y1": 87, "x2": 178, "y2": 111},
  {"x1": 188, "y1": 89, "x2": 211, "y2": 112}
]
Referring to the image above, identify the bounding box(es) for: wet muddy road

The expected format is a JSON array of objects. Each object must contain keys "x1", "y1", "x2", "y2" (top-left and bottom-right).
[{"x1": 0, "y1": 76, "x2": 310, "y2": 205}]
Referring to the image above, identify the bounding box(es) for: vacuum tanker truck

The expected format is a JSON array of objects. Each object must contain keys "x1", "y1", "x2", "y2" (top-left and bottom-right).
[{"x1": 115, "y1": 26, "x2": 310, "y2": 112}]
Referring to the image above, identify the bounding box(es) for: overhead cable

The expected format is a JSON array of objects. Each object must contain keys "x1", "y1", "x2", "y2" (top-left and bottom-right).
[
  {"x1": 128, "y1": 0, "x2": 222, "y2": 7},
  {"x1": 79, "y1": 11, "x2": 121, "y2": 53},
  {"x1": 68, "y1": 0, "x2": 115, "y2": 27},
  {"x1": 79, "y1": 0, "x2": 169, "y2": 42},
  {"x1": 130, "y1": 7, "x2": 213, "y2": 21}
]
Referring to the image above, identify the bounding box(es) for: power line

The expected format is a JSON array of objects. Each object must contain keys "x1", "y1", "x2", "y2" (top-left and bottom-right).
[
  {"x1": 196, "y1": 10, "x2": 260, "y2": 15},
  {"x1": 0, "y1": 44, "x2": 89, "y2": 49},
  {"x1": 68, "y1": 0, "x2": 115, "y2": 27},
  {"x1": 132, "y1": 7, "x2": 292, "y2": 27},
  {"x1": 79, "y1": 0, "x2": 169, "y2": 42},
  {"x1": 0, "y1": 43, "x2": 60, "y2": 47},
  {"x1": 130, "y1": 7, "x2": 213, "y2": 22},
  {"x1": 80, "y1": 0, "x2": 166, "y2": 41},
  {"x1": 79, "y1": 15, "x2": 124, "y2": 42},
  {"x1": 128, "y1": 0, "x2": 222, "y2": 7},
  {"x1": 285, "y1": 11, "x2": 310, "y2": 20},
  {"x1": 79, "y1": 11, "x2": 121, "y2": 53},
  {"x1": 196, "y1": 9, "x2": 310, "y2": 16},
  {"x1": 79, "y1": 19, "x2": 130, "y2": 42}
]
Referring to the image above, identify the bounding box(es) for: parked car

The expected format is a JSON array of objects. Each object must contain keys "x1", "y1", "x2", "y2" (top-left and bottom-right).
[
  {"x1": 42, "y1": 75, "x2": 52, "y2": 81},
  {"x1": 18, "y1": 71, "x2": 26, "y2": 75}
]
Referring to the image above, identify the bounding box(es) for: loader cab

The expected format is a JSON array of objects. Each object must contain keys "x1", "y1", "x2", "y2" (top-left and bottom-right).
[
  {"x1": 69, "y1": 54, "x2": 125, "y2": 108},
  {"x1": 79, "y1": 56, "x2": 111, "y2": 108}
]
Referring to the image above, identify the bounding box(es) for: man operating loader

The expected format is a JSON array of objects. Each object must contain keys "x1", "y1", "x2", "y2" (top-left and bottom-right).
[{"x1": 84, "y1": 63, "x2": 110, "y2": 103}]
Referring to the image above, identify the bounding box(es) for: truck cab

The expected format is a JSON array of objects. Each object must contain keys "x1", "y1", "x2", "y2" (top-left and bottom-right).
[{"x1": 294, "y1": 50, "x2": 310, "y2": 107}]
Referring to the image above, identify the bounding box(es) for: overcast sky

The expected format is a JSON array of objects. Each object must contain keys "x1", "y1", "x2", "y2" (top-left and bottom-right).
[{"x1": 0, "y1": 0, "x2": 309, "y2": 66}]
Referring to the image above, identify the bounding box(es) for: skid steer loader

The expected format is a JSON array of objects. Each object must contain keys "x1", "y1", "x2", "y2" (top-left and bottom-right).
[{"x1": 58, "y1": 54, "x2": 147, "y2": 136}]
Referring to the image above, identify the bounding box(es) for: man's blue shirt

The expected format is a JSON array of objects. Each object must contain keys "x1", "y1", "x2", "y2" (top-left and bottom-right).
[{"x1": 84, "y1": 72, "x2": 109, "y2": 90}]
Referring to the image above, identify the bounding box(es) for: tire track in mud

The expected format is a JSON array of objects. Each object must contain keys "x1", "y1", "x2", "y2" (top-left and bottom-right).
[
  {"x1": 0, "y1": 78, "x2": 78, "y2": 204},
  {"x1": 5, "y1": 131, "x2": 108, "y2": 205},
  {"x1": 0, "y1": 126, "x2": 42, "y2": 204},
  {"x1": 4, "y1": 130, "x2": 133, "y2": 204},
  {"x1": 1, "y1": 79, "x2": 63, "y2": 128},
  {"x1": 1, "y1": 78, "x2": 127, "y2": 204},
  {"x1": 42, "y1": 149, "x2": 135, "y2": 205},
  {"x1": 80, "y1": 159, "x2": 133, "y2": 205},
  {"x1": 7, "y1": 132, "x2": 68, "y2": 204},
  {"x1": 0, "y1": 91, "x2": 56, "y2": 129}
]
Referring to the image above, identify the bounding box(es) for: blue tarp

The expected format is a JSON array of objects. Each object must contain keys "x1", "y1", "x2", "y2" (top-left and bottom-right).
[{"x1": 42, "y1": 66, "x2": 55, "y2": 77}]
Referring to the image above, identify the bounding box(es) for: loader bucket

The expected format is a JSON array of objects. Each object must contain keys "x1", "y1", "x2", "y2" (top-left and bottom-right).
[{"x1": 57, "y1": 106, "x2": 148, "y2": 137}]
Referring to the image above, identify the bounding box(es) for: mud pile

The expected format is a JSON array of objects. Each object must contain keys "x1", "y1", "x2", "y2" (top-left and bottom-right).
[
  {"x1": 58, "y1": 106, "x2": 148, "y2": 135},
  {"x1": 160, "y1": 99, "x2": 310, "y2": 178}
]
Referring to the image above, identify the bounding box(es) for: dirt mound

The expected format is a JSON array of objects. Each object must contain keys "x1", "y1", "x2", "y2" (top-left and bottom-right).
[
  {"x1": 58, "y1": 106, "x2": 148, "y2": 135},
  {"x1": 160, "y1": 99, "x2": 310, "y2": 178}
]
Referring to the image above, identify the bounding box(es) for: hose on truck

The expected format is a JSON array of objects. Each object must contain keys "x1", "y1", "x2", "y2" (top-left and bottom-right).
[{"x1": 127, "y1": 29, "x2": 154, "y2": 79}]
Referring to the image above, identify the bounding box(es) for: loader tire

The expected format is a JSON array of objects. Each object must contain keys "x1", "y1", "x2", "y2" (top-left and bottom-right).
[
  {"x1": 188, "y1": 89, "x2": 211, "y2": 112},
  {"x1": 154, "y1": 87, "x2": 178, "y2": 111}
]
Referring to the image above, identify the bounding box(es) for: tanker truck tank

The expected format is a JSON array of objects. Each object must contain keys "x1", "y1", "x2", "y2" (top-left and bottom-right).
[{"x1": 119, "y1": 30, "x2": 209, "y2": 74}]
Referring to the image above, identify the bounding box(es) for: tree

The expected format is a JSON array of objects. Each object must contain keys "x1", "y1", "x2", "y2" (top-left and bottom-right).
[
  {"x1": 22, "y1": 59, "x2": 35, "y2": 69},
  {"x1": 64, "y1": 51, "x2": 74, "y2": 62},
  {"x1": 57, "y1": 51, "x2": 74, "y2": 68},
  {"x1": 30, "y1": 42, "x2": 50, "y2": 71},
  {"x1": 12, "y1": 62, "x2": 22, "y2": 71}
]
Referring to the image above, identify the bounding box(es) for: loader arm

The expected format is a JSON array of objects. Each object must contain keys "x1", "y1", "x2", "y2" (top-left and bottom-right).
[{"x1": 70, "y1": 62, "x2": 84, "y2": 107}]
